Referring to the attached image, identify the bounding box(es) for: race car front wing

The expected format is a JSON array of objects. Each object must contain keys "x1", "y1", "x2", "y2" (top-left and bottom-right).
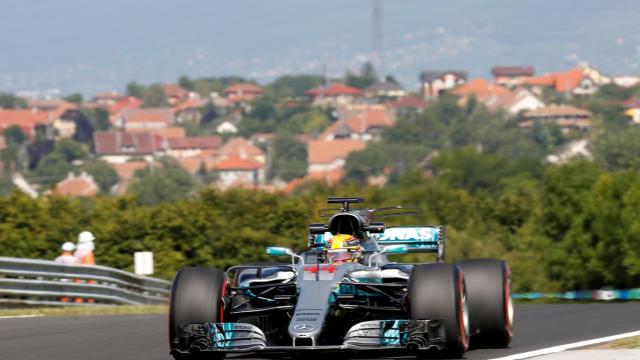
[{"x1": 172, "y1": 319, "x2": 445, "y2": 355}]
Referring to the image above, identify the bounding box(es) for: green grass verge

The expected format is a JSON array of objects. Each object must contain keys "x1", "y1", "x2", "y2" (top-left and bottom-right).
[
  {"x1": 0, "y1": 304, "x2": 168, "y2": 317},
  {"x1": 593, "y1": 336, "x2": 640, "y2": 349}
]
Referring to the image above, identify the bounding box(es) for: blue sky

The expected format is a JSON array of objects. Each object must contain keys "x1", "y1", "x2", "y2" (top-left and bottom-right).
[{"x1": 1, "y1": 0, "x2": 639, "y2": 96}]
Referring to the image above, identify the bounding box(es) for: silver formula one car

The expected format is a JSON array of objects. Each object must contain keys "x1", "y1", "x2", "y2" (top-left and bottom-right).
[{"x1": 169, "y1": 197, "x2": 513, "y2": 359}]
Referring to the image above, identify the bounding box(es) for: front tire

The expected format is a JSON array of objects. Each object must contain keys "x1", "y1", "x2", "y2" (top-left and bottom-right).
[
  {"x1": 169, "y1": 267, "x2": 227, "y2": 360},
  {"x1": 409, "y1": 263, "x2": 469, "y2": 358},
  {"x1": 455, "y1": 259, "x2": 513, "y2": 348}
]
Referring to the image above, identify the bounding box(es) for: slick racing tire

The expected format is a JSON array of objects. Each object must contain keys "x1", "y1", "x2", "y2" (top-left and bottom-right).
[
  {"x1": 455, "y1": 259, "x2": 513, "y2": 348},
  {"x1": 409, "y1": 263, "x2": 469, "y2": 358},
  {"x1": 169, "y1": 267, "x2": 228, "y2": 360}
]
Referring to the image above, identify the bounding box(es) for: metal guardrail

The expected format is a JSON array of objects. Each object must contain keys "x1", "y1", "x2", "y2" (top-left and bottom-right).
[{"x1": 0, "y1": 257, "x2": 171, "y2": 306}]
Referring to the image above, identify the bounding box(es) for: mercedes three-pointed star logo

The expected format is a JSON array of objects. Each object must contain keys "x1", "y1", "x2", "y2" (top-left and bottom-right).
[{"x1": 293, "y1": 323, "x2": 315, "y2": 332}]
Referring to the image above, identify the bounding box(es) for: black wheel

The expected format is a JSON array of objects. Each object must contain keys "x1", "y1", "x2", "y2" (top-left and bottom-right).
[
  {"x1": 455, "y1": 259, "x2": 513, "y2": 348},
  {"x1": 409, "y1": 263, "x2": 469, "y2": 358},
  {"x1": 169, "y1": 267, "x2": 228, "y2": 360}
]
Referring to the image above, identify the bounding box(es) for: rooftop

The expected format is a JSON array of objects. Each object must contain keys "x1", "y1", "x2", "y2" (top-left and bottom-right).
[
  {"x1": 216, "y1": 156, "x2": 263, "y2": 170},
  {"x1": 224, "y1": 83, "x2": 264, "y2": 94},
  {"x1": 491, "y1": 66, "x2": 535, "y2": 77},
  {"x1": 524, "y1": 105, "x2": 592, "y2": 118},
  {"x1": 94, "y1": 131, "x2": 166, "y2": 155},
  {"x1": 306, "y1": 83, "x2": 364, "y2": 97},
  {"x1": 420, "y1": 71, "x2": 468, "y2": 82},
  {"x1": 308, "y1": 139, "x2": 366, "y2": 164},
  {"x1": 122, "y1": 108, "x2": 174, "y2": 124},
  {"x1": 450, "y1": 78, "x2": 511, "y2": 99},
  {"x1": 220, "y1": 137, "x2": 264, "y2": 159},
  {"x1": 523, "y1": 68, "x2": 585, "y2": 93},
  {"x1": 167, "y1": 136, "x2": 223, "y2": 150},
  {"x1": 53, "y1": 173, "x2": 100, "y2": 197},
  {"x1": 162, "y1": 84, "x2": 189, "y2": 99}
]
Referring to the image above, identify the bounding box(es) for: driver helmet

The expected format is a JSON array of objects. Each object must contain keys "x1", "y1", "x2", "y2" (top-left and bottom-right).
[{"x1": 326, "y1": 234, "x2": 363, "y2": 264}]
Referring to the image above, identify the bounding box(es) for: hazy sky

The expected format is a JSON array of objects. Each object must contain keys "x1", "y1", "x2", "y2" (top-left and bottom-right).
[{"x1": 2, "y1": 0, "x2": 639, "y2": 96}]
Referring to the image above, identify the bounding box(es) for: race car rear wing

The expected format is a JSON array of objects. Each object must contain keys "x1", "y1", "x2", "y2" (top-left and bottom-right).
[{"x1": 372, "y1": 226, "x2": 445, "y2": 262}]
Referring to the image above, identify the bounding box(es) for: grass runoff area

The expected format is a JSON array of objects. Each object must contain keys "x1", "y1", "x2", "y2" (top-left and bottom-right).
[
  {"x1": 0, "y1": 304, "x2": 167, "y2": 317},
  {"x1": 593, "y1": 337, "x2": 640, "y2": 349}
]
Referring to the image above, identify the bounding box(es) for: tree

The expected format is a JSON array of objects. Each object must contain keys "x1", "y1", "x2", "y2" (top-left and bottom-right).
[
  {"x1": 178, "y1": 75, "x2": 195, "y2": 91},
  {"x1": 3, "y1": 126, "x2": 27, "y2": 146},
  {"x1": 0, "y1": 93, "x2": 27, "y2": 109},
  {"x1": 126, "y1": 82, "x2": 146, "y2": 98},
  {"x1": 84, "y1": 161, "x2": 119, "y2": 193},
  {"x1": 52, "y1": 139, "x2": 89, "y2": 163},
  {"x1": 591, "y1": 126, "x2": 640, "y2": 171},
  {"x1": 267, "y1": 75, "x2": 324, "y2": 98},
  {"x1": 31, "y1": 153, "x2": 74, "y2": 188},
  {"x1": 26, "y1": 139, "x2": 55, "y2": 170},
  {"x1": 81, "y1": 107, "x2": 111, "y2": 131},
  {"x1": 63, "y1": 93, "x2": 83, "y2": 104},
  {"x1": 345, "y1": 62, "x2": 378, "y2": 89},
  {"x1": 142, "y1": 84, "x2": 169, "y2": 108},
  {"x1": 268, "y1": 134, "x2": 308, "y2": 181},
  {"x1": 0, "y1": 176, "x2": 13, "y2": 195},
  {"x1": 127, "y1": 159, "x2": 195, "y2": 205},
  {"x1": 281, "y1": 110, "x2": 330, "y2": 135}
]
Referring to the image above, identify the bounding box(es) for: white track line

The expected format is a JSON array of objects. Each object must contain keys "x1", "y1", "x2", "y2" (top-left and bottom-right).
[
  {"x1": 0, "y1": 315, "x2": 44, "y2": 319},
  {"x1": 489, "y1": 330, "x2": 640, "y2": 359}
]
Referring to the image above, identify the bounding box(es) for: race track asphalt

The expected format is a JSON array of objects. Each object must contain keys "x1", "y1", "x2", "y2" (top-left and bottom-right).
[{"x1": 0, "y1": 303, "x2": 639, "y2": 360}]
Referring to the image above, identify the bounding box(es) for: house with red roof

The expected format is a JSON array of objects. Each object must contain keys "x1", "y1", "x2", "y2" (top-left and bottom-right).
[
  {"x1": 307, "y1": 139, "x2": 366, "y2": 173},
  {"x1": 224, "y1": 83, "x2": 264, "y2": 103},
  {"x1": 218, "y1": 137, "x2": 265, "y2": 164},
  {"x1": 386, "y1": 95, "x2": 429, "y2": 113},
  {"x1": 52, "y1": 172, "x2": 100, "y2": 197},
  {"x1": 118, "y1": 108, "x2": 174, "y2": 130},
  {"x1": 306, "y1": 83, "x2": 364, "y2": 107},
  {"x1": 173, "y1": 97, "x2": 209, "y2": 124},
  {"x1": 94, "y1": 131, "x2": 166, "y2": 163},
  {"x1": 282, "y1": 167, "x2": 345, "y2": 194},
  {"x1": 483, "y1": 88, "x2": 545, "y2": 114},
  {"x1": 491, "y1": 66, "x2": 535, "y2": 87},
  {"x1": 107, "y1": 96, "x2": 143, "y2": 115},
  {"x1": 450, "y1": 78, "x2": 512, "y2": 100},
  {"x1": 129, "y1": 126, "x2": 186, "y2": 139},
  {"x1": 26, "y1": 98, "x2": 77, "y2": 112},
  {"x1": 0, "y1": 109, "x2": 50, "y2": 139},
  {"x1": 93, "y1": 91, "x2": 122, "y2": 106},
  {"x1": 419, "y1": 71, "x2": 467, "y2": 98},
  {"x1": 166, "y1": 136, "x2": 223, "y2": 158},
  {"x1": 520, "y1": 105, "x2": 592, "y2": 132},
  {"x1": 523, "y1": 68, "x2": 598, "y2": 95},
  {"x1": 162, "y1": 84, "x2": 190, "y2": 105},
  {"x1": 215, "y1": 156, "x2": 265, "y2": 189},
  {"x1": 319, "y1": 107, "x2": 396, "y2": 141}
]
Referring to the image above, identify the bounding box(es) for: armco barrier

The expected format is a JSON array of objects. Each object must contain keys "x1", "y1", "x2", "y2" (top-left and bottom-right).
[
  {"x1": 0, "y1": 257, "x2": 171, "y2": 306},
  {"x1": 514, "y1": 288, "x2": 640, "y2": 301}
]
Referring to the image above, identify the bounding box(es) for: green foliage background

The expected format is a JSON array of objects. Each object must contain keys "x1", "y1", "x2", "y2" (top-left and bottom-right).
[{"x1": 1, "y1": 159, "x2": 640, "y2": 293}]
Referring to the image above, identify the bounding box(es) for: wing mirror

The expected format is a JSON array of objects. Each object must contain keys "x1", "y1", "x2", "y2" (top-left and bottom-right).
[
  {"x1": 368, "y1": 244, "x2": 408, "y2": 267},
  {"x1": 266, "y1": 247, "x2": 304, "y2": 265}
]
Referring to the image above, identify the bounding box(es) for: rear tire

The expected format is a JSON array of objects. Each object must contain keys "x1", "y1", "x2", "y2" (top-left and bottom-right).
[
  {"x1": 409, "y1": 263, "x2": 469, "y2": 358},
  {"x1": 455, "y1": 259, "x2": 513, "y2": 348},
  {"x1": 169, "y1": 267, "x2": 228, "y2": 360}
]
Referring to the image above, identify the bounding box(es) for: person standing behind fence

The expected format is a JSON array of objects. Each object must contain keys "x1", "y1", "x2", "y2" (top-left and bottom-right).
[
  {"x1": 73, "y1": 231, "x2": 96, "y2": 303},
  {"x1": 55, "y1": 242, "x2": 79, "y2": 302},
  {"x1": 55, "y1": 242, "x2": 79, "y2": 265}
]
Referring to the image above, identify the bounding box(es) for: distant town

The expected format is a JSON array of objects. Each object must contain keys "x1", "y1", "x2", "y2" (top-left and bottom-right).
[{"x1": 1, "y1": 62, "x2": 639, "y2": 198}]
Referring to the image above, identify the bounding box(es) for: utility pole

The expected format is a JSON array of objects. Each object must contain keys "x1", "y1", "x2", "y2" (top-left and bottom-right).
[{"x1": 371, "y1": 0, "x2": 383, "y2": 78}]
